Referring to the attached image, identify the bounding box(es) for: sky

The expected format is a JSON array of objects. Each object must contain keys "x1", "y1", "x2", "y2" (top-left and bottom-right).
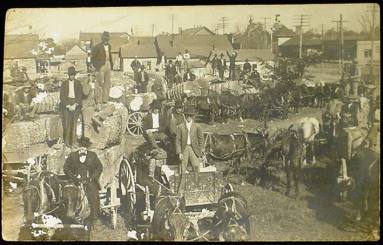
[{"x1": 5, "y1": 4, "x2": 379, "y2": 43}]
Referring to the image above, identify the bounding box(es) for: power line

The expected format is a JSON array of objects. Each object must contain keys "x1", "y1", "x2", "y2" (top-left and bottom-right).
[
  {"x1": 332, "y1": 14, "x2": 349, "y2": 75},
  {"x1": 262, "y1": 17, "x2": 272, "y2": 49}
]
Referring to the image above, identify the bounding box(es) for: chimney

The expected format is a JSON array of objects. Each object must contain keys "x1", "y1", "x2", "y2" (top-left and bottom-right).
[
  {"x1": 170, "y1": 39, "x2": 174, "y2": 47},
  {"x1": 179, "y1": 27, "x2": 182, "y2": 35}
]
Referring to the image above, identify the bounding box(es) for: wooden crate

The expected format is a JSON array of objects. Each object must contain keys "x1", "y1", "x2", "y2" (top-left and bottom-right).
[{"x1": 168, "y1": 169, "x2": 224, "y2": 206}]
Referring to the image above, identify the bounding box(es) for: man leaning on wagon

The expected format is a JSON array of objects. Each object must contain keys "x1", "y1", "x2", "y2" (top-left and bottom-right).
[{"x1": 91, "y1": 31, "x2": 114, "y2": 112}]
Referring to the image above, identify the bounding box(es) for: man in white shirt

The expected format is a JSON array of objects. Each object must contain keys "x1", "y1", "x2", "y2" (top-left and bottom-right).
[
  {"x1": 175, "y1": 106, "x2": 204, "y2": 195},
  {"x1": 183, "y1": 49, "x2": 191, "y2": 70},
  {"x1": 142, "y1": 101, "x2": 168, "y2": 149},
  {"x1": 175, "y1": 52, "x2": 183, "y2": 73}
]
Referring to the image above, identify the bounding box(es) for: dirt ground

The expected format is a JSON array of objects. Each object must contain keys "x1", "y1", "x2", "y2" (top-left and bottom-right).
[{"x1": 1, "y1": 107, "x2": 377, "y2": 241}]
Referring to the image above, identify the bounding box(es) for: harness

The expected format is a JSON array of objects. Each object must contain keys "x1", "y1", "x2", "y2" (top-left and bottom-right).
[
  {"x1": 62, "y1": 183, "x2": 90, "y2": 221},
  {"x1": 204, "y1": 132, "x2": 248, "y2": 161}
]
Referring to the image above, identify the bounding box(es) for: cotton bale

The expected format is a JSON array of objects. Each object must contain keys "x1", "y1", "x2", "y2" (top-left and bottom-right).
[{"x1": 94, "y1": 145, "x2": 124, "y2": 188}]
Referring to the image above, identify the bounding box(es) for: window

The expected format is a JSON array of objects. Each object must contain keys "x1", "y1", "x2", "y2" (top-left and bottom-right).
[
  {"x1": 146, "y1": 61, "x2": 151, "y2": 70},
  {"x1": 364, "y1": 49, "x2": 372, "y2": 58}
]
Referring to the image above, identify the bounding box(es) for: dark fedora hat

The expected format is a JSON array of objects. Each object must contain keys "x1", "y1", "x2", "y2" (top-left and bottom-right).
[
  {"x1": 183, "y1": 105, "x2": 197, "y2": 115},
  {"x1": 102, "y1": 31, "x2": 110, "y2": 38},
  {"x1": 67, "y1": 66, "x2": 77, "y2": 76},
  {"x1": 78, "y1": 136, "x2": 92, "y2": 148},
  {"x1": 150, "y1": 100, "x2": 162, "y2": 110}
]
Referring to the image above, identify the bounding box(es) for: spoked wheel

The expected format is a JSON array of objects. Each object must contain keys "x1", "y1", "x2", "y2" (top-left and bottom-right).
[{"x1": 127, "y1": 112, "x2": 144, "y2": 136}]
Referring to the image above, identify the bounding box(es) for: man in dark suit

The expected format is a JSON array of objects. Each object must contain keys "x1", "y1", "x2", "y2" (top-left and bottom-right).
[
  {"x1": 175, "y1": 106, "x2": 204, "y2": 195},
  {"x1": 131, "y1": 56, "x2": 141, "y2": 82},
  {"x1": 91, "y1": 31, "x2": 113, "y2": 110},
  {"x1": 165, "y1": 60, "x2": 177, "y2": 88},
  {"x1": 217, "y1": 53, "x2": 227, "y2": 80},
  {"x1": 136, "y1": 65, "x2": 149, "y2": 93},
  {"x1": 60, "y1": 66, "x2": 84, "y2": 148},
  {"x1": 183, "y1": 68, "x2": 196, "y2": 82},
  {"x1": 243, "y1": 59, "x2": 251, "y2": 74},
  {"x1": 63, "y1": 136, "x2": 103, "y2": 229},
  {"x1": 142, "y1": 101, "x2": 168, "y2": 149}
]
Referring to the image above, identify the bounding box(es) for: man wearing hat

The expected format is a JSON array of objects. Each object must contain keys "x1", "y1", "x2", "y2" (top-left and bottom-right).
[
  {"x1": 60, "y1": 66, "x2": 84, "y2": 148},
  {"x1": 91, "y1": 31, "x2": 114, "y2": 111},
  {"x1": 165, "y1": 59, "x2": 177, "y2": 88},
  {"x1": 14, "y1": 81, "x2": 36, "y2": 120},
  {"x1": 142, "y1": 100, "x2": 168, "y2": 149},
  {"x1": 217, "y1": 53, "x2": 227, "y2": 80},
  {"x1": 131, "y1": 56, "x2": 141, "y2": 82},
  {"x1": 136, "y1": 65, "x2": 149, "y2": 93},
  {"x1": 63, "y1": 136, "x2": 103, "y2": 229},
  {"x1": 175, "y1": 106, "x2": 204, "y2": 195},
  {"x1": 168, "y1": 101, "x2": 185, "y2": 137},
  {"x1": 16, "y1": 66, "x2": 29, "y2": 82}
]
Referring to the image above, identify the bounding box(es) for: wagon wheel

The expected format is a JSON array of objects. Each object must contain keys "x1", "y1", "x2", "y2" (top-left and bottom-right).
[{"x1": 127, "y1": 112, "x2": 144, "y2": 136}]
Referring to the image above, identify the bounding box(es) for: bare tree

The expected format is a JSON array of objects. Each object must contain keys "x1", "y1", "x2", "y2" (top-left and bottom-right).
[
  {"x1": 58, "y1": 38, "x2": 80, "y2": 53},
  {"x1": 359, "y1": 6, "x2": 380, "y2": 35}
]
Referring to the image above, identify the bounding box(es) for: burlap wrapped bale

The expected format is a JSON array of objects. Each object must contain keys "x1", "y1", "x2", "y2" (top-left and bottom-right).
[
  {"x1": 3, "y1": 117, "x2": 48, "y2": 149},
  {"x1": 90, "y1": 106, "x2": 129, "y2": 150},
  {"x1": 2, "y1": 142, "x2": 49, "y2": 163},
  {"x1": 125, "y1": 92, "x2": 157, "y2": 112},
  {"x1": 94, "y1": 145, "x2": 124, "y2": 189},
  {"x1": 32, "y1": 92, "x2": 60, "y2": 114},
  {"x1": 46, "y1": 146, "x2": 72, "y2": 175},
  {"x1": 46, "y1": 114, "x2": 63, "y2": 141}
]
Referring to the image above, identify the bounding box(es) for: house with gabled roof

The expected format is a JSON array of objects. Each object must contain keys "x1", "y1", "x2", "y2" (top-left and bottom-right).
[
  {"x1": 180, "y1": 26, "x2": 215, "y2": 36},
  {"x1": 63, "y1": 45, "x2": 87, "y2": 72},
  {"x1": 120, "y1": 37, "x2": 158, "y2": 73},
  {"x1": 4, "y1": 34, "x2": 40, "y2": 77}
]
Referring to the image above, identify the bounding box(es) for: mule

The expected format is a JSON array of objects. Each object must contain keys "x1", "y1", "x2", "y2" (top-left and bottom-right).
[
  {"x1": 293, "y1": 117, "x2": 320, "y2": 165},
  {"x1": 150, "y1": 195, "x2": 197, "y2": 241},
  {"x1": 61, "y1": 183, "x2": 91, "y2": 224}
]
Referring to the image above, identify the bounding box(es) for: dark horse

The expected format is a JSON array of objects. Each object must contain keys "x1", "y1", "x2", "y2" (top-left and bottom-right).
[
  {"x1": 198, "y1": 186, "x2": 250, "y2": 241},
  {"x1": 345, "y1": 145, "x2": 380, "y2": 239},
  {"x1": 150, "y1": 195, "x2": 198, "y2": 241},
  {"x1": 203, "y1": 130, "x2": 267, "y2": 184},
  {"x1": 262, "y1": 126, "x2": 305, "y2": 198}
]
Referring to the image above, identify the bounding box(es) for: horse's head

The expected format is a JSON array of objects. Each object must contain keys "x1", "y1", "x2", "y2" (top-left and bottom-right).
[
  {"x1": 162, "y1": 197, "x2": 197, "y2": 241},
  {"x1": 218, "y1": 201, "x2": 249, "y2": 241},
  {"x1": 23, "y1": 184, "x2": 40, "y2": 224},
  {"x1": 62, "y1": 184, "x2": 80, "y2": 219}
]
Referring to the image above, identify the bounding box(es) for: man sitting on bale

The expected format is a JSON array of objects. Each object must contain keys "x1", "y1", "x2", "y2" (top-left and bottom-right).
[
  {"x1": 63, "y1": 136, "x2": 103, "y2": 230},
  {"x1": 14, "y1": 81, "x2": 37, "y2": 120},
  {"x1": 183, "y1": 68, "x2": 196, "y2": 82},
  {"x1": 142, "y1": 100, "x2": 169, "y2": 150},
  {"x1": 91, "y1": 86, "x2": 126, "y2": 132}
]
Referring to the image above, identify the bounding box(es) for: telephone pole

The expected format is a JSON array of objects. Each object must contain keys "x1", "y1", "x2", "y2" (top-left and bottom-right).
[
  {"x1": 151, "y1": 24, "x2": 155, "y2": 36},
  {"x1": 332, "y1": 14, "x2": 349, "y2": 76},
  {"x1": 171, "y1": 14, "x2": 175, "y2": 35},
  {"x1": 294, "y1": 15, "x2": 310, "y2": 58},
  {"x1": 321, "y1": 24, "x2": 325, "y2": 72},
  {"x1": 370, "y1": 4, "x2": 377, "y2": 81},
  {"x1": 262, "y1": 17, "x2": 271, "y2": 49},
  {"x1": 219, "y1": 17, "x2": 229, "y2": 34}
]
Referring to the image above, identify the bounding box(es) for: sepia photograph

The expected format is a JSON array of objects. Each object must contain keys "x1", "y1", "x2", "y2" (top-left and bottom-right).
[{"x1": 1, "y1": 3, "x2": 380, "y2": 241}]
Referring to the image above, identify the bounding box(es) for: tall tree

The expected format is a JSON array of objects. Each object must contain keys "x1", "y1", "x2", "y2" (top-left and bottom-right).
[{"x1": 359, "y1": 6, "x2": 380, "y2": 35}]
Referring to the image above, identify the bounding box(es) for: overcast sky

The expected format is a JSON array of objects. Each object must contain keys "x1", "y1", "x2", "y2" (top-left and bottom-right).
[{"x1": 5, "y1": 4, "x2": 379, "y2": 42}]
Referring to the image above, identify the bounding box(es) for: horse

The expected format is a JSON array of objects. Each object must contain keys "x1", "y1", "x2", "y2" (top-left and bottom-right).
[
  {"x1": 61, "y1": 182, "x2": 91, "y2": 225},
  {"x1": 344, "y1": 144, "x2": 380, "y2": 238},
  {"x1": 198, "y1": 188, "x2": 250, "y2": 241},
  {"x1": 204, "y1": 130, "x2": 267, "y2": 184},
  {"x1": 215, "y1": 92, "x2": 245, "y2": 122},
  {"x1": 186, "y1": 95, "x2": 220, "y2": 124},
  {"x1": 23, "y1": 171, "x2": 61, "y2": 224},
  {"x1": 150, "y1": 195, "x2": 198, "y2": 241},
  {"x1": 292, "y1": 117, "x2": 320, "y2": 165}
]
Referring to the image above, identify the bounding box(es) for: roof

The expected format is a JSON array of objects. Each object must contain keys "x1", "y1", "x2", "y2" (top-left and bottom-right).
[
  {"x1": 181, "y1": 26, "x2": 215, "y2": 35},
  {"x1": 4, "y1": 34, "x2": 39, "y2": 59},
  {"x1": 235, "y1": 49, "x2": 275, "y2": 61},
  {"x1": 120, "y1": 37, "x2": 157, "y2": 58},
  {"x1": 65, "y1": 45, "x2": 87, "y2": 60},
  {"x1": 156, "y1": 35, "x2": 233, "y2": 59},
  {"x1": 79, "y1": 32, "x2": 130, "y2": 52},
  {"x1": 273, "y1": 25, "x2": 296, "y2": 38},
  {"x1": 188, "y1": 59, "x2": 207, "y2": 68},
  {"x1": 280, "y1": 35, "x2": 381, "y2": 47}
]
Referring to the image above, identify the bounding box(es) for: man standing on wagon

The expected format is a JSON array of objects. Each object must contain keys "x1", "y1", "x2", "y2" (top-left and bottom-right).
[
  {"x1": 91, "y1": 31, "x2": 113, "y2": 112},
  {"x1": 176, "y1": 106, "x2": 204, "y2": 195}
]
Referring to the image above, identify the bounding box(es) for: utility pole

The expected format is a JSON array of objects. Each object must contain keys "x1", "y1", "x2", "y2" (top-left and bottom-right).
[
  {"x1": 263, "y1": 17, "x2": 271, "y2": 49},
  {"x1": 321, "y1": 24, "x2": 325, "y2": 73},
  {"x1": 370, "y1": 4, "x2": 376, "y2": 82},
  {"x1": 294, "y1": 15, "x2": 310, "y2": 58},
  {"x1": 332, "y1": 14, "x2": 348, "y2": 76},
  {"x1": 151, "y1": 24, "x2": 155, "y2": 36},
  {"x1": 220, "y1": 17, "x2": 228, "y2": 34},
  {"x1": 171, "y1": 14, "x2": 174, "y2": 35}
]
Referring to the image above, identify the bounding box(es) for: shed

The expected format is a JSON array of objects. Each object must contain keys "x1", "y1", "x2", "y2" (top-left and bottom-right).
[{"x1": 65, "y1": 45, "x2": 87, "y2": 72}]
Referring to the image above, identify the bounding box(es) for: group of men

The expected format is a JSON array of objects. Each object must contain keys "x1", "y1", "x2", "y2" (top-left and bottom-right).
[
  {"x1": 141, "y1": 100, "x2": 204, "y2": 195},
  {"x1": 206, "y1": 49, "x2": 238, "y2": 80}
]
